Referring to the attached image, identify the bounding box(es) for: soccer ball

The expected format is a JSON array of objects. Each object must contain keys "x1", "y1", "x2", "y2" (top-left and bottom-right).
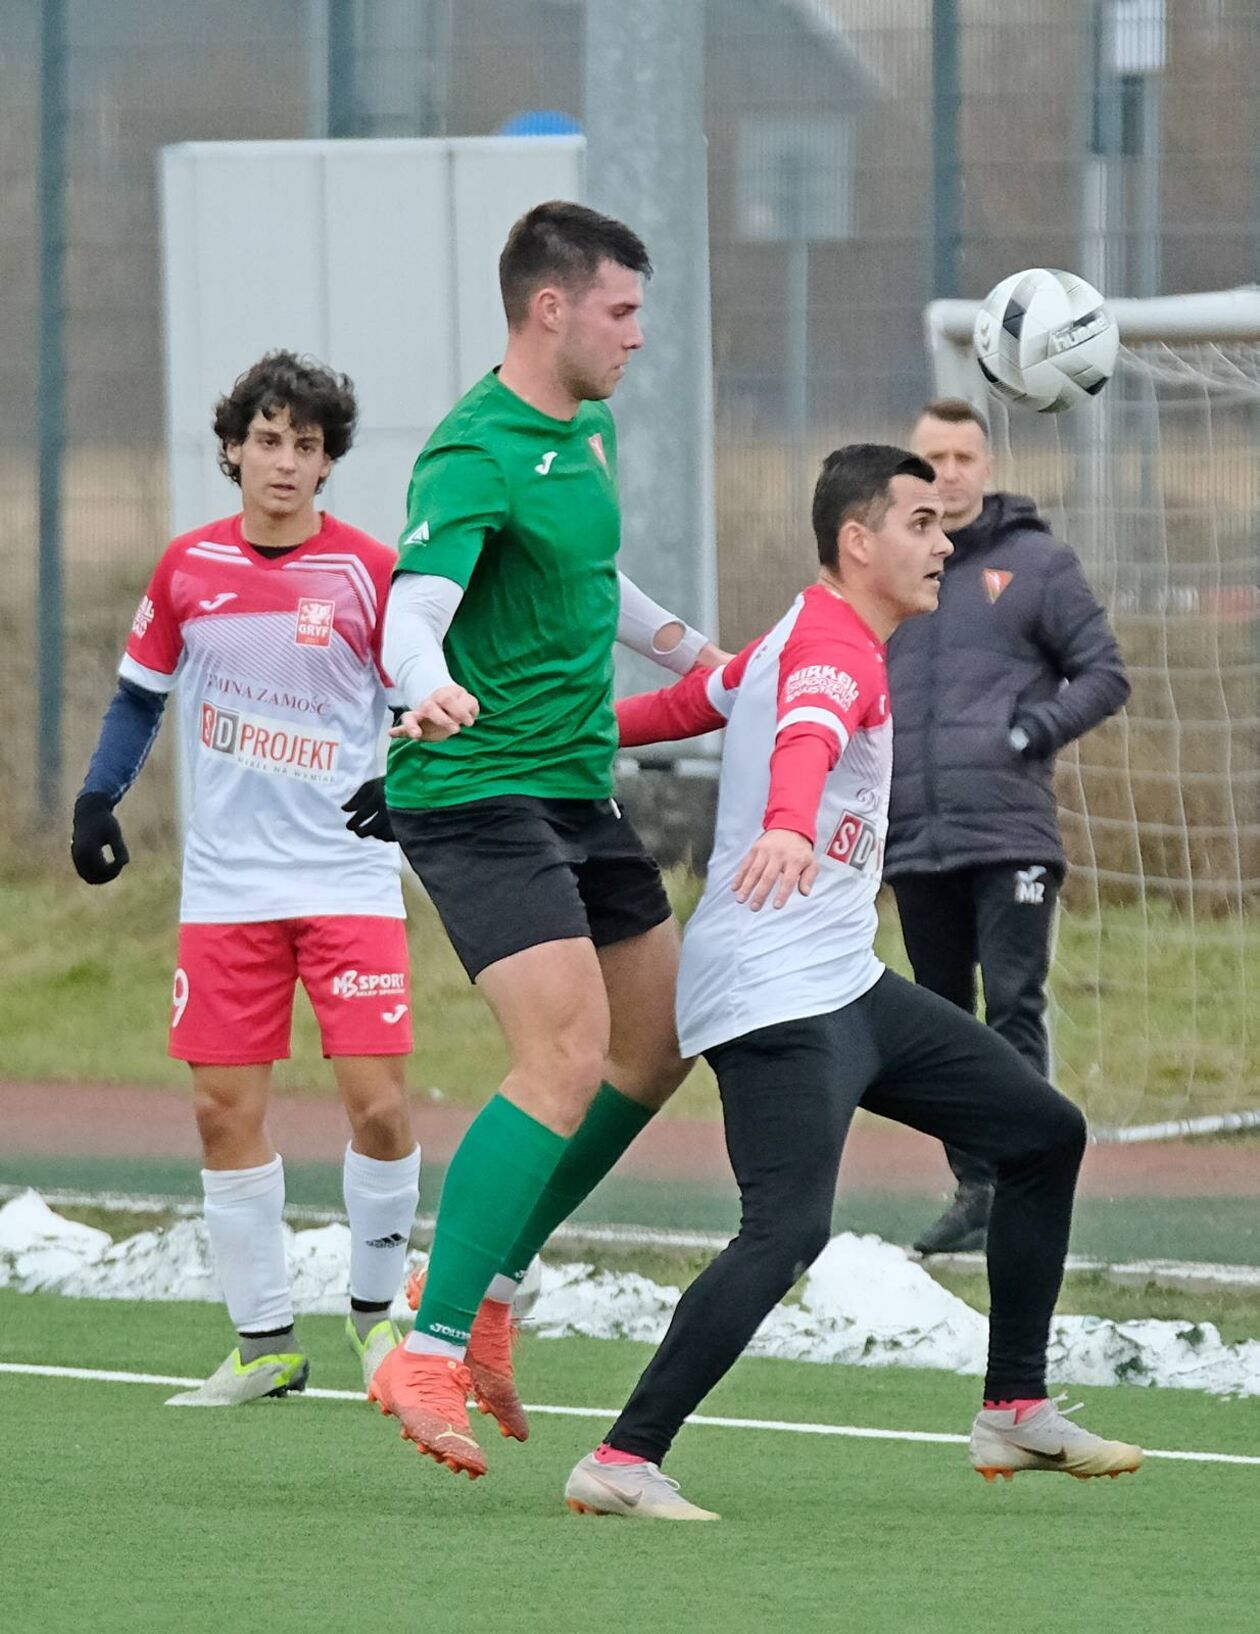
[{"x1": 972, "y1": 268, "x2": 1119, "y2": 413}]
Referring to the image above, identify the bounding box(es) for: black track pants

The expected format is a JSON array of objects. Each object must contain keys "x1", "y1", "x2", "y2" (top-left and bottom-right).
[
  {"x1": 606, "y1": 971, "x2": 1085, "y2": 1466},
  {"x1": 892, "y1": 864, "x2": 1060, "y2": 1187}
]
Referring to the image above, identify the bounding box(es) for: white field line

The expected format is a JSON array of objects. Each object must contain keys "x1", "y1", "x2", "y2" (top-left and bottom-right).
[
  {"x1": 2, "y1": 1361, "x2": 1259, "y2": 1467},
  {"x1": 6, "y1": 1183, "x2": 1260, "y2": 1288}
]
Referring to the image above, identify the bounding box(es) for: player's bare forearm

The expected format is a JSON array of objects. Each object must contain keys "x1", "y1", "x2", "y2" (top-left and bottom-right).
[
  {"x1": 732, "y1": 828, "x2": 819, "y2": 912},
  {"x1": 694, "y1": 640, "x2": 733, "y2": 669}
]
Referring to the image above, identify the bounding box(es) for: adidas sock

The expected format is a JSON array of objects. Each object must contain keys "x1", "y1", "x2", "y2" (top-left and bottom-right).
[
  {"x1": 343, "y1": 1141, "x2": 421, "y2": 1307},
  {"x1": 498, "y1": 1083, "x2": 653, "y2": 1283},
  {"x1": 202, "y1": 1156, "x2": 292, "y2": 1335},
  {"x1": 414, "y1": 1094, "x2": 567, "y2": 1352},
  {"x1": 238, "y1": 1324, "x2": 297, "y2": 1364}
]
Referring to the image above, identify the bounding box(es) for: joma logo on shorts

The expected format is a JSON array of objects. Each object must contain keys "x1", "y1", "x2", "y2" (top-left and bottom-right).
[{"x1": 331, "y1": 969, "x2": 407, "y2": 1000}]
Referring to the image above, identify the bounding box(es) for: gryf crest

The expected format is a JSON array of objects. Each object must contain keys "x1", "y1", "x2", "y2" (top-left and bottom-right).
[
  {"x1": 587, "y1": 432, "x2": 608, "y2": 470},
  {"x1": 983, "y1": 569, "x2": 1013, "y2": 603}
]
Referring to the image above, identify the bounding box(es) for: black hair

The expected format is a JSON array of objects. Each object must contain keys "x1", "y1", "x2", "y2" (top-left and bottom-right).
[
  {"x1": 811, "y1": 444, "x2": 937, "y2": 569},
  {"x1": 213, "y1": 350, "x2": 358, "y2": 486},
  {"x1": 499, "y1": 200, "x2": 652, "y2": 328}
]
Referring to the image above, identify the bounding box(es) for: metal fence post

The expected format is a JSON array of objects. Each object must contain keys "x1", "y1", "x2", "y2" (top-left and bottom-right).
[{"x1": 37, "y1": 0, "x2": 67, "y2": 824}]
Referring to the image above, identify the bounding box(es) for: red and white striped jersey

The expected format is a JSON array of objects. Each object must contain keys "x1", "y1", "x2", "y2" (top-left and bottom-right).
[
  {"x1": 121, "y1": 512, "x2": 403, "y2": 924},
  {"x1": 619, "y1": 584, "x2": 891, "y2": 1055}
]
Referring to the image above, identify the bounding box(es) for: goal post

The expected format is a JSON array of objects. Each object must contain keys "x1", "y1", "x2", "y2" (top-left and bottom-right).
[{"x1": 921, "y1": 288, "x2": 1260, "y2": 1143}]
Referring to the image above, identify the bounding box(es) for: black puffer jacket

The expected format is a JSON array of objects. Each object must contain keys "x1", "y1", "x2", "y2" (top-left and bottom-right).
[{"x1": 885, "y1": 492, "x2": 1130, "y2": 878}]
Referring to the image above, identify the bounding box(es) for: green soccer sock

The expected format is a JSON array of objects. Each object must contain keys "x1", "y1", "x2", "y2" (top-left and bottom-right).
[
  {"x1": 499, "y1": 1082, "x2": 654, "y2": 1284},
  {"x1": 415, "y1": 1094, "x2": 568, "y2": 1347}
]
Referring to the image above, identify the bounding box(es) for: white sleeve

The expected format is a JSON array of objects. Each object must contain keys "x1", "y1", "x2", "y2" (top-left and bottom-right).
[
  {"x1": 382, "y1": 573, "x2": 465, "y2": 708},
  {"x1": 616, "y1": 572, "x2": 708, "y2": 676}
]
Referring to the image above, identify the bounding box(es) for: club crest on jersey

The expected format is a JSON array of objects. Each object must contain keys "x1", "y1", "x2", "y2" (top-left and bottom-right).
[
  {"x1": 825, "y1": 810, "x2": 883, "y2": 874},
  {"x1": 588, "y1": 432, "x2": 608, "y2": 470},
  {"x1": 983, "y1": 569, "x2": 1013, "y2": 603},
  {"x1": 296, "y1": 598, "x2": 335, "y2": 646}
]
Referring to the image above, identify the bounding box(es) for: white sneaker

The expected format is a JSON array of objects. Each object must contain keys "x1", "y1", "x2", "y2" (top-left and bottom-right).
[
  {"x1": 345, "y1": 1316, "x2": 401, "y2": 1394},
  {"x1": 165, "y1": 1348, "x2": 309, "y2": 1407},
  {"x1": 970, "y1": 1395, "x2": 1143, "y2": 1481},
  {"x1": 564, "y1": 1452, "x2": 719, "y2": 1521}
]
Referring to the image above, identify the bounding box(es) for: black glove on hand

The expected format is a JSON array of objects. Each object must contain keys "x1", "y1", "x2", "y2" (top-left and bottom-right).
[
  {"x1": 342, "y1": 776, "x2": 395, "y2": 843},
  {"x1": 71, "y1": 792, "x2": 130, "y2": 884},
  {"x1": 1009, "y1": 714, "x2": 1055, "y2": 759}
]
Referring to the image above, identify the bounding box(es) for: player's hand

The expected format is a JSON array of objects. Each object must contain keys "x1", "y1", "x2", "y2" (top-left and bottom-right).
[
  {"x1": 71, "y1": 792, "x2": 130, "y2": 885},
  {"x1": 388, "y1": 684, "x2": 480, "y2": 743},
  {"x1": 341, "y1": 776, "x2": 394, "y2": 842},
  {"x1": 732, "y1": 828, "x2": 818, "y2": 911}
]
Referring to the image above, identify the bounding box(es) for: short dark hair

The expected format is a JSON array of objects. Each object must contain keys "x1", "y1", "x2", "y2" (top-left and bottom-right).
[
  {"x1": 916, "y1": 396, "x2": 989, "y2": 437},
  {"x1": 499, "y1": 200, "x2": 652, "y2": 328},
  {"x1": 213, "y1": 350, "x2": 358, "y2": 486},
  {"x1": 811, "y1": 444, "x2": 937, "y2": 569}
]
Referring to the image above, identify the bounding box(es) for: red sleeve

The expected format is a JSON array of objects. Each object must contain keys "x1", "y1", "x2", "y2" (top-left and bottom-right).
[
  {"x1": 761, "y1": 615, "x2": 884, "y2": 845},
  {"x1": 616, "y1": 635, "x2": 763, "y2": 746},
  {"x1": 122, "y1": 548, "x2": 183, "y2": 682},
  {"x1": 616, "y1": 665, "x2": 724, "y2": 747}
]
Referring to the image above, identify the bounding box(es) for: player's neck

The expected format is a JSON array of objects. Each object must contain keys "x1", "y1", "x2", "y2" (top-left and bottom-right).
[
  {"x1": 497, "y1": 347, "x2": 580, "y2": 422},
  {"x1": 816, "y1": 571, "x2": 897, "y2": 643},
  {"x1": 240, "y1": 502, "x2": 323, "y2": 551}
]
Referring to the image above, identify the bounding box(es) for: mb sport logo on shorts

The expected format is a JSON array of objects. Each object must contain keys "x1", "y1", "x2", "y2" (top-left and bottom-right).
[
  {"x1": 330, "y1": 969, "x2": 407, "y2": 1000},
  {"x1": 199, "y1": 701, "x2": 340, "y2": 784},
  {"x1": 826, "y1": 809, "x2": 883, "y2": 873},
  {"x1": 295, "y1": 598, "x2": 336, "y2": 646}
]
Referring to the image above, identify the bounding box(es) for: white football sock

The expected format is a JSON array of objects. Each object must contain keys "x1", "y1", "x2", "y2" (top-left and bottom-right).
[
  {"x1": 343, "y1": 1142, "x2": 421, "y2": 1306},
  {"x1": 201, "y1": 1156, "x2": 292, "y2": 1335},
  {"x1": 404, "y1": 1330, "x2": 466, "y2": 1360},
  {"x1": 485, "y1": 1273, "x2": 519, "y2": 1304}
]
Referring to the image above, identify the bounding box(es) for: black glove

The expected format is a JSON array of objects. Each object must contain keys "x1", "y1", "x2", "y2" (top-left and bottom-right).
[
  {"x1": 342, "y1": 776, "x2": 395, "y2": 842},
  {"x1": 71, "y1": 792, "x2": 130, "y2": 884},
  {"x1": 1008, "y1": 714, "x2": 1054, "y2": 759}
]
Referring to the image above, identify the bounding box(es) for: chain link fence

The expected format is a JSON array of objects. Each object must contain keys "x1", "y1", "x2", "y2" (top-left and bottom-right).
[{"x1": 3, "y1": 0, "x2": 1258, "y2": 850}]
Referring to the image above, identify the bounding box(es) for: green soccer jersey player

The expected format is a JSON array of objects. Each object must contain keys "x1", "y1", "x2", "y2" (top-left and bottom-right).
[{"x1": 368, "y1": 201, "x2": 728, "y2": 1478}]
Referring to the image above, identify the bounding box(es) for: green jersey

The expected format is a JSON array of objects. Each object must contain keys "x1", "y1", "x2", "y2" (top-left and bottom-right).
[{"x1": 386, "y1": 371, "x2": 622, "y2": 810}]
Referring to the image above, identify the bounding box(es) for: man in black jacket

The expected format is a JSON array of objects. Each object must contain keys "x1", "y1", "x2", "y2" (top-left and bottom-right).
[{"x1": 887, "y1": 398, "x2": 1130, "y2": 1255}]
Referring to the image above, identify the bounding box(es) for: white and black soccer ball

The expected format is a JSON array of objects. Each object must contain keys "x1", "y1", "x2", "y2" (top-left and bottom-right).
[{"x1": 972, "y1": 268, "x2": 1119, "y2": 413}]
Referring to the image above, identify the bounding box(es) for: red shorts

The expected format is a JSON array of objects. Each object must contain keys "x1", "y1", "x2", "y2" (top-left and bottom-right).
[{"x1": 170, "y1": 917, "x2": 413, "y2": 1064}]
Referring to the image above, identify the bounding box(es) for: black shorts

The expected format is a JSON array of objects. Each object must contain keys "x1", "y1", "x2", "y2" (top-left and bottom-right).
[{"x1": 389, "y1": 794, "x2": 672, "y2": 980}]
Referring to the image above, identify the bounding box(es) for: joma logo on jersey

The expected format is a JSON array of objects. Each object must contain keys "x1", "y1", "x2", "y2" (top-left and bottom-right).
[
  {"x1": 200, "y1": 702, "x2": 339, "y2": 783},
  {"x1": 826, "y1": 810, "x2": 883, "y2": 873},
  {"x1": 295, "y1": 598, "x2": 336, "y2": 646},
  {"x1": 331, "y1": 969, "x2": 407, "y2": 1000}
]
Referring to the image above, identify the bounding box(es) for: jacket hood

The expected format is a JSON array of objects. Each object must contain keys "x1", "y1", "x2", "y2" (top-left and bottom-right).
[{"x1": 947, "y1": 492, "x2": 1051, "y2": 558}]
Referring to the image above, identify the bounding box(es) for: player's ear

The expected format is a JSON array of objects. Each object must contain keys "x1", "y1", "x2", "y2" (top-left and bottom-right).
[
  {"x1": 838, "y1": 516, "x2": 870, "y2": 572},
  {"x1": 533, "y1": 285, "x2": 564, "y2": 333}
]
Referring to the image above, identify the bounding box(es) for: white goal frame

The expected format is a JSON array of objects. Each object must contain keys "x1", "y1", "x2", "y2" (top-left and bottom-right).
[{"x1": 922, "y1": 286, "x2": 1260, "y2": 1145}]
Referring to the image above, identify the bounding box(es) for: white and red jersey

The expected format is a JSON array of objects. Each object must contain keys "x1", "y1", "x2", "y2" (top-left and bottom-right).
[
  {"x1": 121, "y1": 512, "x2": 404, "y2": 924},
  {"x1": 618, "y1": 584, "x2": 891, "y2": 1055}
]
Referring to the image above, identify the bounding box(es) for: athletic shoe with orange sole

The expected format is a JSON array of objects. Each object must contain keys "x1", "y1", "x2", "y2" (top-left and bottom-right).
[
  {"x1": 406, "y1": 1268, "x2": 529, "y2": 1442},
  {"x1": 366, "y1": 1342, "x2": 487, "y2": 1479},
  {"x1": 969, "y1": 1395, "x2": 1143, "y2": 1482}
]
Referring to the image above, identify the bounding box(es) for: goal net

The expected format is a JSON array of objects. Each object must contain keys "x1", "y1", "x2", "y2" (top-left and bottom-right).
[{"x1": 925, "y1": 289, "x2": 1260, "y2": 1143}]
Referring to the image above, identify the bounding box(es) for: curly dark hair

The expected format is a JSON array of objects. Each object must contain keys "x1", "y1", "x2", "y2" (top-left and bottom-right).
[
  {"x1": 499, "y1": 200, "x2": 652, "y2": 328},
  {"x1": 213, "y1": 351, "x2": 358, "y2": 487}
]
